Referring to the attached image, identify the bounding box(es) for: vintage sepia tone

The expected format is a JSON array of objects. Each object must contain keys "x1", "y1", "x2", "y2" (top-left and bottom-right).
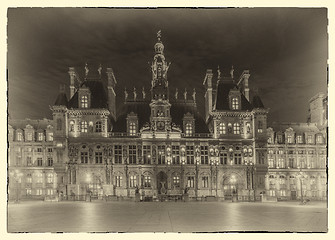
[{"x1": 7, "y1": 8, "x2": 328, "y2": 232}]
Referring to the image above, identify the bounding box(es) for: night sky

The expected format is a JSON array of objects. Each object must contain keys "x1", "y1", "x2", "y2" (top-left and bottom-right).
[{"x1": 7, "y1": 8, "x2": 328, "y2": 124}]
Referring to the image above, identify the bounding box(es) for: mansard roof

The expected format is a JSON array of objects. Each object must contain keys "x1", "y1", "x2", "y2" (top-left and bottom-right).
[
  {"x1": 112, "y1": 100, "x2": 209, "y2": 133},
  {"x1": 68, "y1": 80, "x2": 108, "y2": 109},
  {"x1": 252, "y1": 95, "x2": 265, "y2": 108},
  {"x1": 8, "y1": 118, "x2": 53, "y2": 130},
  {"x1": 215, "y1": 80, "x2": 253, "y2": 111},
  {"x1": 54, "y1": 92, "x2": 68, "y2": 107},
  {"x1": 269, "y1": 122, "x2": 320, "y2": 134}
]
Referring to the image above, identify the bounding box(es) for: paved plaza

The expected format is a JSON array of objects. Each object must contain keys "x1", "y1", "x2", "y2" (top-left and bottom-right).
[{"x1": 7, "y1": 201, "x2": 327, "y2": 233}]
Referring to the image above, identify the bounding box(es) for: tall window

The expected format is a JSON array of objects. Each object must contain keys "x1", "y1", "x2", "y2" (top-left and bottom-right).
[
  {"x1": 37, "y1": 158, "x2": 43, "y2": 166},
  {"x1": 69, "y1": 120, "x2": 75, "y2": 132},
  {"x1": 114, "y1": 145, "x2": 122, "y2": 164},
  {"x1": 186, "y1": 146, "x2": 194, "y2": 164},
  {"x1": 38, "y1": 132, "x2": 44, "y2": 141},
  {"x1": 187, "y1": 176, "x2": 195, "y2": 188},
  {"x1": 144, "y1": 176, "x2": 151, "y2": 188},
  {"x1": 95, "y1": 152, "x2": 103, "y2": 164},
  {"x1": 143, "y1": 145, "x2": 151, "y2": 164},
  {"x1": 233, "y1": 123, "x2": 240, "y2": 134},
  {"x1": 48, "y1": 132, "x2": 53, "y2": 141},
  {"x1": 268, "y1": 157, "x2": 274, "y2": 168},
  {"x1": 47, "y1": 173, "x2": 53, "y2": 184},
  {"x1": 128, "y1": 145, "x2": 137, "y2": 164},
  {"x1": 219, "y1": 123, "x2": 226, "y2": 135},
  {"x1": 115, "y1": 176, "x2": 122, "y2": 187},
  {"x1": 37, "y1": 147, "x2": 42, "y2": 153},
  {"x1": 158, "y1": 145, "x2": 165, "y2": 164},
  {"x1": 278, "y1": 158, "x2": 285, "y2": 168},
  {"x1": 95, "y1": 121, "x2": 102, "y2": 133},
  {"x1": 234, "y1": 153, "x2": 242, "y2": 165},
  {"x1": 47, "y1": 157, "x2": 53, "y2": 166},
  {"x1": 277, "y1": 134, "x2": 283, "y2": 144},
  {"x1": 26, "y1": 132, "x2": 33, "y2": 141},
  {"x1": 81, "y1": 121, "x2": 88, "y2": 133},
  {"x1": 220, "y1": 152, "x2": 228, "y2": 164},
  {"x1": 202, "y1": 176, "x2": 209, "y2": 188},
  {"x1": 81, "y1": 152, "x2": 88, "y2": 164},
  {"x1": 297, "y1": 135, "x2": 303, "y2": 143},
  {"x1": 172, "y1": 145, "x2": 180, "y2": 164},
  {"x1": 81, "y1": 95, "x2": 88, "y2": 108},
  {"x1": 289, "y1": 158, "x2": 294, "y2": 168},
  {"x1": 232, "y1": 97, "x2": 239, "y2": 110},
  {"x1": 129, "y1": 122, "x2": 136, "y2": 136},
  {"x1": 257, "y1": 121, "x2": 263, "y2": 133},
  {"x1": 316, "y1": 135, "x2": 323, "y2": 144},
  {"x1": 36, "y1": 173, "x2": 43, "y2": 183},
  {"x1": 307, "y1": 135, "x2": 313, "y2": 144},
  {"x1": 26, "y1": 174, "x2": 32, "y2": 183},
  {"x1": 57, "y1": 119, "x2": 62, "y2": 131},
  {"x1": 173, "y1": 176, "x2": 180, "y2": 187},
  {"x1": 287, "y1": 135, "x2": 293, "y2": 144},
  {"x1": 185, "y1": 123, "x2": 193, "y2": 136},
  {"x1": 26, "y1": 156, "x2": 32, "y2": 166},
  {"x1": 17, "y1": 132, "x2": 23, "y2": 141},
  {"x1": 200, "y1": 146, "x2": 208, "y2": 164},
  {"x1": 130, "y1": 175, "x2": 137, "y2": 188},
  {"x1": 36, "y1": 189, "x2": 43, "y2": 195}
]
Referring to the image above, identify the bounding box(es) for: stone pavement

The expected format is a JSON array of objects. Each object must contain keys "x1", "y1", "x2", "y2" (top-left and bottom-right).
[{"x1": 7, "y1": 201, "x2": 327, "y2": 233}]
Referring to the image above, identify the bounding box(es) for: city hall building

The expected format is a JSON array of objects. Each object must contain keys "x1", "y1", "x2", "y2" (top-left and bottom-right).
[{"x1": 8, "y1": 33, "x2": 327, "y2": 202}]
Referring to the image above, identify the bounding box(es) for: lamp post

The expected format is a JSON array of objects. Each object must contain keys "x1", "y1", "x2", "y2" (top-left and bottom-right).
[
  {"x1": 214, "y1": 148, "x2": 219, "y2": 198},
  {"x1": 298, "y1": 168, "x2": 304, "y2": 204},
  {"x1": 181, "y1": 146, "x2": 186, "y2": 193}
]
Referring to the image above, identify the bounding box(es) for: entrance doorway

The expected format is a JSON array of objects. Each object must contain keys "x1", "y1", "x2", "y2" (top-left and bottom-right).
[
  {"x1": 291, "y1": 191, "x2": 297, "y2": 200},
  {"x1": 157, "y1": 171, "x2": 168, "y2": 194}
]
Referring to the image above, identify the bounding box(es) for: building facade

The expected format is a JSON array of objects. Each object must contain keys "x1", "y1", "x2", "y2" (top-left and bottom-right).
[{"x1": 8, "y1": 33, "x2": 327, "y2": 201}]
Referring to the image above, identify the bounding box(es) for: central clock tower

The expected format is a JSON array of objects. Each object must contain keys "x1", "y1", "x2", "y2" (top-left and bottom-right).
[{"x1": 150, "y1": 31, "x2": 172, "y2": 132}]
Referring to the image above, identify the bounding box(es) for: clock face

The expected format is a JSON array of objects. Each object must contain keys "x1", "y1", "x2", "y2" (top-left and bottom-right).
[{"x1": 157, "y1": 121, "x2": 165, "y2": 130}]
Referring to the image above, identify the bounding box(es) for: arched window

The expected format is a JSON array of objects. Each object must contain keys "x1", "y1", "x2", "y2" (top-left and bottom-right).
[
  {"x1": 81, "y1": 121, "x2": 88, "y2": 133},
  {"x1": 95, "y1": 121, "x2": 102, "y2": 133},
  {"x1": 81, "y1": 95, "x2": 88, "y2": 108},
  {"x1": 257, "y1": 121, "x2": 263, "y2": 133},
  {"x1": 185, "y1": 123, "x2": 193, "y2": 136},
  {"x1": 233, "y1": 123, "x2": 240, "y2": 134},
  {"x1": 69, "y1": 120, "x2": 75, "y2": 132},
  {"x1": 219, "y1": 123, "x2": 226, "y2": 135}
]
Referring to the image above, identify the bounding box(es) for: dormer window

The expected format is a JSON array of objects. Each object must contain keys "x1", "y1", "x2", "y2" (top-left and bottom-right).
[
  {"x1": 69, "y1": 120, "x2": 75, "y2": 132},
  {"x1": 17, "y1": 131, "x2": 23, "y2": 141},
  {"x1": 257, "y1": 121, "x2": 263, "y2": 133},
  {"x1": 26, "y1": 132, "x2": 33, "y2": 141},
  {"x1": 307, "y1": 135, "x2": 313, "y2": 144},
  {"x1": 297, "y1": 135, "x2": 303, "y2": 144},
  {"x1": 232, "y1": 97, "x2": 239, "y2": 110},
  {"x1": 316, "y1": 134, "x2": 323, "y2": 144},
  {"x1": 81, "y1": 95, "x2": 88, "y2": 108},
  {"x1": 287, "y1": 135, "x2": 293, "y2": 144},
  {"x1": 185, "y1": 123, "x2": 193, "y2": 136},
  {"x1": 233, "y1": 123, "x2": 240, "y2": 134},
  {"x1": 81, "y1": 121, "x2": 88, "y2": 133},
  {"x1": 219, "y1": 122, "x2": 226, "y2": 135},
  {"x1": 37, "y1": 132, "x2": 44, "y2": 141},
  {"x1": 129, "y1": 122, "x2": 137, "y2": 136}
]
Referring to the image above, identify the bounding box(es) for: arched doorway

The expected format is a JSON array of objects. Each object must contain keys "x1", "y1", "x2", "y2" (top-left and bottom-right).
[
  {"x1": 157, "y1": 171, "x2": 168, "y2": 194},
  {"x1": 222, "y1": 174, "x2": 242, "y2": 199}
]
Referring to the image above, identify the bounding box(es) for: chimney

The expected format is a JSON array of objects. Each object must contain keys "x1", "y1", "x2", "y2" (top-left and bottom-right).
[{"x1": 68, "y1": 67, "x2": 80, "y2": 99}]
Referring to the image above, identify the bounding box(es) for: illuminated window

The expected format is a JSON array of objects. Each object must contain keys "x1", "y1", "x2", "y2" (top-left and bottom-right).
[
  {"x1": 81, "y1": 121, "x2": 88, "y2": 133},
  {"x1": 26, "y1": 132, "x2": 33, "y2": 141},
  {"x1": 69, "y1": 120, "x2": 75, "y2": 132},
  {"x1": 47, "y1": 173, "x2": 53, "y2": 183},
  {"x1": 287, "y1": 135, "x2": 293, "y2": 144},
  {"x1": 38, "y1": 132, "x2": 44, "y2": 141},
  {"x1": 144, "y1": 176, "x2": 151, "y2": 188},
  {"x1": 278, "y1": 158, "x2": 285, "y2": 168},
  {"x1": 129, "y1": 122, "x2": 136, "y2": 136},
  {"x1": 115, "y1": 176, "x2": 122, "y2": 187},
  {"x1": 233, "y1": 123, "x2": 240, "y2": 134},
  {"x1": 158, "y1": 145, "x2": 166, "y2": 164},
  {"x1": 95, "y1": 121, "x2": 102, "y2": 133},
  {"x1": 173, "y1": 176, "x2": 180, "y2": 187},
  {"x1": 172, "y1": 145, "x2": 180, "y2": 164},
  {"x1": 232, "y1": 97, "x2": 239, "y2": 110},
  {"x1": 47, "y1": 189, "x2": 54, "y2": 195},
  {"x1": 130, "y1": 175, "x2": 137, "y2": 188},
  {"x1": 257, "y1": 121, "x2": 263, "y2": 133},
  {"x1": 36, "y1": 189, "x2": 43, "y2": 195},
  {"x1": 219, "y1": 123, "x2": 226, "y2": 135},
  {"x1": 297, "y1": 135, "x2": 303, "y2": 143},
  {"x1": 81, "y1": 95, "x2": 88, "y2": 108},
  {"x1": 268, "y1": 157, "x2": 274, "y2": 168},
  {"x1": 143, "y1": 145, "x2": 152, "y2": 164},
  {"x1": 17, "y1": 132, "x2": 23, "y2": 141},
  {"x1": 36, "y1": 173, "x2": 43, "y2": 183},
  {"x1": 26, "y1": 174, "x2": 32, "y2": 183},
  {"x1": 187, "y1": 176, "x2": 195, "y2": 188},
  {"x1": 316, "y1": 135, "x2": 323, "y2": 144},
  {"x1": 307, "y1": 135, "x2": 313, "y2": 144},
  {"x1": 185, "y1": 123, "x2": 193, "y2": 136},
  {"x1": 26, "y1": 189, "x2": 32, "y2": 195}
]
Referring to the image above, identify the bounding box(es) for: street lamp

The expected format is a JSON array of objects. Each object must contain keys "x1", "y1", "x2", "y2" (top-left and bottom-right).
[{"x1": 181, "y1": 146, "x2": 186, "y2": 193}]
